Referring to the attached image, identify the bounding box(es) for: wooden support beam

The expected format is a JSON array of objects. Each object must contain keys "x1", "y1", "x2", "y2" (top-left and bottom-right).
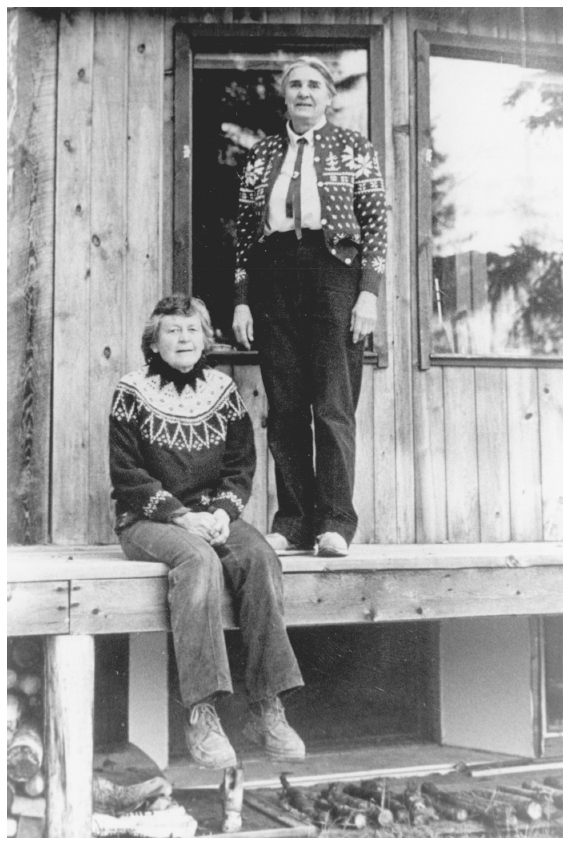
[
  {"x1": 7, "y1": 581, "x2": 69, "y2": 636},
  {"x1": 66, "y1": 565, "x2": 562, "y2": 634},
  {"x1": 45, "y1": 635, "x2": 94, "y2": 838}
]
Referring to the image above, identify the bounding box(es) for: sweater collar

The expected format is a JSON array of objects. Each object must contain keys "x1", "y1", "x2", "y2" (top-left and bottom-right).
[{"x1": 146, "y1": 353, "x2": 209, "y2": 394}]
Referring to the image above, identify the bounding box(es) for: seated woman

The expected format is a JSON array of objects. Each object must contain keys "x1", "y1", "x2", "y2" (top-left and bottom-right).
[{"x1": 109, "y1": 294, "x2": 304, "y2": 769}]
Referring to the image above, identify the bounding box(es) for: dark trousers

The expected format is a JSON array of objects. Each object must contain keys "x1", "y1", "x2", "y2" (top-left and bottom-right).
[
  {"x1": 250, "y1": 230, "x2": 364, "y2": 547},
  {"x1": 119, "y1": 518, "x2": 304, "y2": 707}
]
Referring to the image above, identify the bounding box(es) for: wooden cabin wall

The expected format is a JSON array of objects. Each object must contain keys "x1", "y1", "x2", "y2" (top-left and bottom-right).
[{"x1": 7, "y1": 7, "x2": 562, "y2": 546}]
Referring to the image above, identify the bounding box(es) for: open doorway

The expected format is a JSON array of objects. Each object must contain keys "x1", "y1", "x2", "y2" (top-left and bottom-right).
[{"x1": 189, "y1": 46, "x2": 370, "y2": 342}]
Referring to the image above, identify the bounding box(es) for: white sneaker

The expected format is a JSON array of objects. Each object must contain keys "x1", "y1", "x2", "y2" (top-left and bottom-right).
[
  {"x1": 265, "y1": 533, "x2": 313, "y2": 555},
  {"x1": 317, "y1": 532, "x2": 349, "y2": 557}
]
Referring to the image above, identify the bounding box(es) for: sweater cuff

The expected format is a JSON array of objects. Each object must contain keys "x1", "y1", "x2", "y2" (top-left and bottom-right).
[
  {"x1": 142, "y1": 490, "x2": 186, "y2": 522},
  {"x1": 360, "y1": 266, "x2": 382, "y2": 297},
  {"x1": 208, "y1": 491, "x2": 245, "y2": 522},
  {"x1": 234, "y1": 268, "x2": 250, "y2": 307}
]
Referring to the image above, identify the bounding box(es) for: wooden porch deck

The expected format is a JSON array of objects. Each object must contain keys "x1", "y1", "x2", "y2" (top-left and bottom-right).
[{"x1": 7, "y1": 541, "x2": 562, "y2": 837}]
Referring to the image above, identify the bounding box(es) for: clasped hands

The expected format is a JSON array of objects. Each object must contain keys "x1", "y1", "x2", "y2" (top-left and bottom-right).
[
  {"x1": 172, "y1": 509, "x2": 230, "y2": 546},
  {"x1": 233, "y1": 291, "x2": 377, "y2": 348}
]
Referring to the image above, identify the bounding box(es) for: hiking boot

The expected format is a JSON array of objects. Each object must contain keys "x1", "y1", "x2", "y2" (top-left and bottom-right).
[
  {"x1": 243, "y1": 697, "x2": 305, "y2": 761},
  {"x1": 184, "y1": 702, "x2": 237, "y2": 769},
  {"x1": 317, "y1": 531, "x2": 349, "y2": 557}
]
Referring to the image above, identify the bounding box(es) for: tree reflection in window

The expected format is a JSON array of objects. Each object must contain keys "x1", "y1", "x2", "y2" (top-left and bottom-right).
[
  {"x1": 192, "y1": 50, "x2": 368, "y2": 343},
  {"x1": 429, "y1": 57, "x2": 562, "y2": 357}
]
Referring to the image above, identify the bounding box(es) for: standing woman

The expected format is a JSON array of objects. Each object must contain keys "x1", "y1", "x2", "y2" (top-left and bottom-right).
[{"x1": 233, "y1": 56, "x2": 387, "y2": 557}]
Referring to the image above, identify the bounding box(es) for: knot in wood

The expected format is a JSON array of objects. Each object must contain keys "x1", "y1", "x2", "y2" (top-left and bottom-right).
[
  {"x1": 138, "y1": 43, "x2": 145, "y2": 53},
  {"x1": 77, "y1": 68, "x2": 85, "y2": 79},
  {"x1": 92, "y1": 235, "x2": 101, "y2": 247}
]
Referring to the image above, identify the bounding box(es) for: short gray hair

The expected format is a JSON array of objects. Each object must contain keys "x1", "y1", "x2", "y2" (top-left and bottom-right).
[
  {"x1": 141, "y1": 295, "x2": 214, "y2": 362},
  {"x1": 279, "y1": 56, "x2": 336, "y2": 99}
]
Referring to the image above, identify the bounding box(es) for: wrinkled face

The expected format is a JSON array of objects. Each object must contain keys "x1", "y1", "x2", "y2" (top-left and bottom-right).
[
  {"x1": 284, "y1": 65, "x2": 332, "y2": 130},
  {"x1": 151, "y1": 313, "x2": 205, "y2": 372}
]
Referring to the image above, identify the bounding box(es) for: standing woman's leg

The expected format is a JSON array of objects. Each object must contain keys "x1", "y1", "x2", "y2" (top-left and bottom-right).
[
  {"x1": 301, "y1": 235, "x2": 364, "y2": 546},
  {"x1": 250, "y1": 235, "x2": 316, "y2": 549}
]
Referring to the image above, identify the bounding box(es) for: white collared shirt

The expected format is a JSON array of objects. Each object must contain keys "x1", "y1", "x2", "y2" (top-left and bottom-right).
[{"x1": 266, "y1": 117, "x2": 326, "y2": 234}]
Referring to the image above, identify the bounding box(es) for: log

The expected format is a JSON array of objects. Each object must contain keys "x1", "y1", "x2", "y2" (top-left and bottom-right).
[
  {"x1": 7, "y1": 668, "x2": 18, "y2": 689},
  {"x1": 280, "y1": 775, "x2": 314, "y2": 817},
  {"x1": 220, "y1": 765, "x2": 243, "y2": 833},
  {"x1": 24, "y1": 772, "x2": 45, "y2": 797},
  {"x1": 522, "y1": 780, "x2": 563, "y2": 810},
  {"x1": 543, "y1": 776, "x2": 563, "y2": 790},
  {"x1": 16, "y1": 674, "x2": 42, "y2": 696},
  {"x1": 473, "y1": 788, "x2": 542, "y2": 821},
  {"x1": 11, "y1": 638, "x2": 43, "y2": 671},
  {"x1": 7, "y1": 724, "x2": 43, "y2": 781},
  {"x1": 6, "y1": 818, "x2": 17, "y2": 838},
  {"x1": 10, "y1": 795, "x2": 46, "y2": 818},
  {"x1": 7, "y1": 692, "x2": 24, "y2": 741},
  {"x1": 421, "y1": 782, "x2": 515, "y2": 826},
  {"x1": 8, "y1": 782, "x2": 15, "y2": 813}
]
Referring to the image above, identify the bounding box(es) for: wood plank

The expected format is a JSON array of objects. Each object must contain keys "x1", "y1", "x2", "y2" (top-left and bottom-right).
[
  {"x1": 173, "y1": 24, "x2": 191, "y2": 293},
  {"x1": 7, "y1": 582, "x2": 69, "y2": 636},
  {"x1": 414, "y1": 366, "x2": 447, "y2": 542},
  {"x1": 443, "y1": 368, "x2": 480, "y2": 542},
  {"x1": 88, "y1": 11, "x2": 129, "y2": 543},
  {"x1": 353, "y1": 364, "x2": 375, "y2": 542},
  {"x1": 52, "y1": 9, "x2": 95, "y2": 544},
  {"x1": 46, "y1": 635, "x2": 94, "y2": 838},
  {"x1": 70, "y1": 578, "x2": 174, "y2": 634},
  {"x1": 8, "y1": 542, "x2": 562, "y2": 581},
  {"x1": 233, "y1": 365, "x2": 268, "y2": 534},
  {"x1": 415, "y1": 29, "x2": 433, "y2": 371},
  {"x1": 67, "y1": 564, "x2": 562, "y2": 634},
  {"x1": 280, "y1": 568, "x2": 562, "y2": 624},
  {"x1": 538, "y1": 370, "x2": 562, "y2": 541},
  {"x1": 162, "y1": 14, "x2": 174, "y2": 293},
  {"x1": 7, "y1": 9, "x2": 57, "y2": 544},
  {"x1": 371, "y1": 21, "x2": 398, "y2": 543},
  {"x1": 391, "y1": 10, "x2": 415, "y2": 542},
  {"x1": 372, "y1": 368, "x2": 398, "y2": 543},
  {"x1": 126, "y1": 12, "x2": 164, "y2": 370},
  {"x1": 507, "y1": 369, "x2": 542, "y2": 541},
  {"x1": 475, "y1": 369, "x2": 511, "y2": 542}
]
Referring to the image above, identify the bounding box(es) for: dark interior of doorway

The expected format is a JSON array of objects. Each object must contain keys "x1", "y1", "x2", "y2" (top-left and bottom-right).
[{"x1": 192, "y1": 69, "x2": 286, "y2": 344}]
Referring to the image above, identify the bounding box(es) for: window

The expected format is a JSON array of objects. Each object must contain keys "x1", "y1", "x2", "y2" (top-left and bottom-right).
[
  {"x1": 416, "y1": 32, "x2": 562, "y2": 366},
  {"x1": 173, "y1": 24, "x2": 386, "y2": 359}
]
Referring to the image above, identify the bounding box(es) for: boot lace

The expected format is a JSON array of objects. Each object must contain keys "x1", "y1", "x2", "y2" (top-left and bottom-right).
[{"x1": 190, "y1": 702, "x2": 223, "y2": 734}]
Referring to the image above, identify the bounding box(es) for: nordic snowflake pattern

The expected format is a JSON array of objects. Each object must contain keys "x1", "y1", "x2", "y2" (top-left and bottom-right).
[
  {"x1": 244, "y1": 158, "x2": 265, "y2": 186},
  {"x1": 112, "y1": 368, "x2": 247, "y2": 453}
]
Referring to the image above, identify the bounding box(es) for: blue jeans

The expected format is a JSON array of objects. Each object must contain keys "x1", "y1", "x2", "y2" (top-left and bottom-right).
[
  {"x1": 118, "y1": 518, "x2": 304, "y2": 707},
  {"x1": 250, "y1": 230, "x2": 364, "y2": 547}
]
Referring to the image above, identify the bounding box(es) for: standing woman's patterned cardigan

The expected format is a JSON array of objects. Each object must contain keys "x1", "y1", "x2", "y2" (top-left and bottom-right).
[
  {"x1": 234, "y1": 121, "x2": 388, "y2": 306},
  {"x1": 109, "y1": 359, "x2": 256, "y2": 532}
]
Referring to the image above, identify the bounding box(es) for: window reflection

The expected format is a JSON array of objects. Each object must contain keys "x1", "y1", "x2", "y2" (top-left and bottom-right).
[
  {"x1": 193, "y1": 50, "x2": 368, "y2": 341},
  {"x1": 430, "y1": 57, "x2": 562, "y2": 357}
]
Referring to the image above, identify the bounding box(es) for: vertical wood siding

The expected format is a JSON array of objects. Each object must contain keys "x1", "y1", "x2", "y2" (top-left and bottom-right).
[
  {"x1": 11, "y1": 7, "x2": 562, "y2": 545},
  {"x1": 7, "y1": 9, "x2": 57, "y2": 544}
]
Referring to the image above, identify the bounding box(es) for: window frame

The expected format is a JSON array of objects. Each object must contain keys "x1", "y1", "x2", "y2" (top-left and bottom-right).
[
  {"x1": 415, "y1": 30, "x2": 563, "y2": 370},
  {"x1": 173, "y1": 22, "x2": 387, "y2": 365}
]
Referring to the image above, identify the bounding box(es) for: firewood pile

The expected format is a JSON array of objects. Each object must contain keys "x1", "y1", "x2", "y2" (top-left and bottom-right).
[
  {"x1": 275, "y1": 772, "x2": 563, "y2": 837},
  {"x1": 7, "y1": 638, "x2": 46, "y2": 838}
]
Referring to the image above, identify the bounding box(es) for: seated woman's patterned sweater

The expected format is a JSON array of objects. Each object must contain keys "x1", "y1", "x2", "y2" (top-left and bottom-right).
[{"x1": 109, "y1": 356, "x2": 255, "y2": 532}]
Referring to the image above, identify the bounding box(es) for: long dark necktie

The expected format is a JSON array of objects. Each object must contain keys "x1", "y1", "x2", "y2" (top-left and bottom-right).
[{"x1": 285, "y1": 137, "x2": 308, "y2": 240}]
